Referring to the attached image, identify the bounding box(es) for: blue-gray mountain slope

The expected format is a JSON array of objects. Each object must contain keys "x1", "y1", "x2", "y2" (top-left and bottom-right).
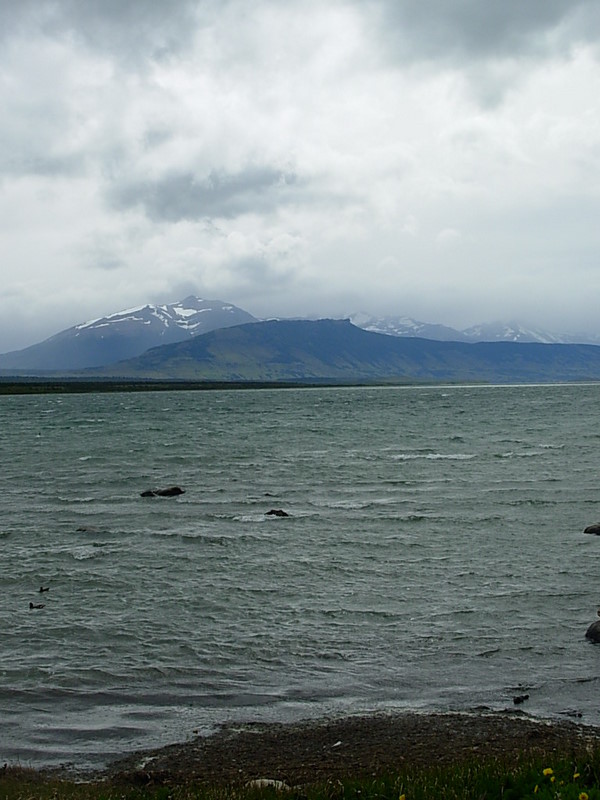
[{"x1": 95, "y1": 318, "x2": 600, "y2": 383}]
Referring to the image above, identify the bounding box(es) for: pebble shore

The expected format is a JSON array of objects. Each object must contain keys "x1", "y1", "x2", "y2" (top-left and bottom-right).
[{"x1": 102, "y1": 711, "x2": 600, "y2": 788}]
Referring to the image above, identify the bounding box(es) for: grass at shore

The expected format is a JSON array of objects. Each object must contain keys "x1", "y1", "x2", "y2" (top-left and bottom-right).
[{"x1": 4, "y1": 751, "x2": 600, "y2": 800}]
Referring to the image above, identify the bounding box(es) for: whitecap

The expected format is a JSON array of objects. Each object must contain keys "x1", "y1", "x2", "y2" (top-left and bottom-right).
[
  {"x1": 425, "y1": 453, "x2": 476, "y2": 460},
  {"x1": 392, "y1": 452, "x2": 475, "y2": 461},
  {"x1": 71, "y1": 546, "x2": 104, "y2": 560},
  {"x1": 325, "y1": 500, "x2": 371, "y2": 509}
]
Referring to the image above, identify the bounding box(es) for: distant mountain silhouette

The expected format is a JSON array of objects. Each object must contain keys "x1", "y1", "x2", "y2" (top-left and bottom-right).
[
  {"x1": 3, "y1": 291, "x2": 600, "y2": 377},
  {"x1": 84, "y1": 318, "x2": 600, "y2": 384}
]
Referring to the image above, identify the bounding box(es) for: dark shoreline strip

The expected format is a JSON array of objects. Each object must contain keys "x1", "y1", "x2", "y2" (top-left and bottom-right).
[{"x1": 99, "y1": 711, "x2": 600, "y2": 787}]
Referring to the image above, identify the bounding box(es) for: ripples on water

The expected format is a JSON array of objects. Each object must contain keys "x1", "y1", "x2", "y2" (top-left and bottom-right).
[{"x1": 2, "y1": 383, "x2": 600, "y2": 768}]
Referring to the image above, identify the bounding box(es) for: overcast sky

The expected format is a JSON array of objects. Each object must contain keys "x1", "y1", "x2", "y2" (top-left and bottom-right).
[{"x1": 2, "y1": 0, "x2": 600, "y2": 351}]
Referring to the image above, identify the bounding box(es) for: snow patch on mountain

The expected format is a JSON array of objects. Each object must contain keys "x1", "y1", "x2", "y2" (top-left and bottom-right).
[
  {"x1": 76, "y1": 296, "x2": 256, "y2": 338},
  {"x1": 350, "y1": 313, "x2": 600, "y2": 345}
]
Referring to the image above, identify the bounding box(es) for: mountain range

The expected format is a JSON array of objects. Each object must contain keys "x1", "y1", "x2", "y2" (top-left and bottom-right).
[
  {"x1": 84, "y1": 317, "x2": 600, "y2": 384},
  {"x1": 1, "y1": 296, "x2": 600, "y2": 384},
  {"x1": 349, "y1": 313, "x2": 600, "y2": 345}
]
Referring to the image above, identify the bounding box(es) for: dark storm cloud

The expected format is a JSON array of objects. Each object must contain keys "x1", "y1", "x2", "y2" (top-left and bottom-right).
[
  {"x1": 370, "y1": 0, "x2": 599, "y2": 61},
  {"x1": 110, "y1": 167, "x2": 299, "y2": 222}
]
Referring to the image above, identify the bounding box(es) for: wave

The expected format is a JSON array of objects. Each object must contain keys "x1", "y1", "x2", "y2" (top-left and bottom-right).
[
  {"x1": 392, "y1": 452, "x2": 476, "y2": 461},
  {"x1": 70, "y1": 546, "x2": 106, "y2": 560},
  {"x1": 495, "y1": 450, "x2": 549, "y2": 459},
  {"x1": 3, "y1": 383, "x2": 600, "y2": 770}
]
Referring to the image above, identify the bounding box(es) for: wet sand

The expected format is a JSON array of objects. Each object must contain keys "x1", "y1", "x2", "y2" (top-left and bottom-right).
[{"x1": 103, "y1": 711, "x2": 600, "y2": 788}]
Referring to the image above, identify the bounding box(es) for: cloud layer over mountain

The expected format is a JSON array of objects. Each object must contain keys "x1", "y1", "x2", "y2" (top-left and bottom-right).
[{"x1": 2, "y1": 0, "x2": 600, "y2": 350}]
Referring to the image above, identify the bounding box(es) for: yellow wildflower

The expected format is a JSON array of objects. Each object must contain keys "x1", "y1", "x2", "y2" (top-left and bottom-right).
[
  {"x1": 574, "y1": 771, "x2": 581, "y2": 779},
  {"x1": 534, "y1": 786, "x2": 539, "y2": 794},
  {"x1": 543, "y1": 767, "x2": 553, "y2": 776},
  {"x1": 579, "y1": 792, "x2": 589, "y2": 800},
  {"x1": 399, "y1": 795, "x2": 406, "y2": 800}
]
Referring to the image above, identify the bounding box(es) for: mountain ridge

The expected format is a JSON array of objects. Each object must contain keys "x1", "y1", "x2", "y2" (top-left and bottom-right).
[
  {"x1": 2, "y1": 295, "x2": 600, "y2": 380},
  {"x1": 82, "y1": 318, "x2": 600, "y2": 384},
  {"x1": 349, "y1": 313, "x2": 600, "y2": 345}
]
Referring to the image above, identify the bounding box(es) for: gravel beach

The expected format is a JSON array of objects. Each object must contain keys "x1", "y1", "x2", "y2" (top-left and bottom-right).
[{"x1": 103, "y1": 711, "x2": 600, "y2": 788}]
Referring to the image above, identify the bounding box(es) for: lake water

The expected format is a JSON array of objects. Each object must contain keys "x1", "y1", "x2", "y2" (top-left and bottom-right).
[{"x1": 2, "y1": 383, "x2": 600, "y2": 770}]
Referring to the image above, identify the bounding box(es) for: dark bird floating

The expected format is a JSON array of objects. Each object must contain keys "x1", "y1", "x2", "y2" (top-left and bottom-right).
[
  {"x1": 29, "y1": 602, "x2": 44, "y2": 610},
  {"x1": 513, "y1": 694, "x2": 529, "y2": 705}
]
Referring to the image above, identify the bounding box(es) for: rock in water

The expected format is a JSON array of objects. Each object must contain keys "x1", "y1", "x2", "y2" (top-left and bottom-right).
[
  {"x1": 584, "y1": 523, "x2": 600, "y2": 534},
  {"x1": 586, "y1": 620, "x2": 600, "y2": 642},
  {"x1": 140, "y1": 486, "x2": 185, "y2": 497},
  {"x1": 266, "y1": 508, "x2": 289, "y2": 517}
]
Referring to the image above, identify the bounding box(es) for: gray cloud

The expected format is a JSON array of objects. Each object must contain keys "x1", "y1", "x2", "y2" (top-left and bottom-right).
[
  {"x1": 367, "y1": 0, "x2": 600, "y2": 106},
  {"x1": 0, "y1": 0, "x2": 205, "y2": 64},
  {"x1": 2, "y1": 0, "x2": 600, "y2": 351},
  {"x1": 371, "y1": 0, "x2": 598, "y2": 61},
  {"x1": 1, "y1": 153, "x2": 85, "y2": 178},
  {"x1": 3, "y1": 1, "x2": 598, "y2": 68},
  {"x1": 110, "y1": 167, "x2": 299, "y2": 222}
]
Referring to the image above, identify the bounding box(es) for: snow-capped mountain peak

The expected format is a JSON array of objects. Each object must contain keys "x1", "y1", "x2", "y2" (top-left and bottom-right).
[
  {"x1": 460, "y1": 321, "x2": 564, "y2": 344},
  {"x1": 76, "y1": 296, "x2": 253, "y2": 337},
  {"x1": 349, "y1": 313, "x2": 469, "y2": 342},
  {"x1": 349, "y1": 313, "x2": 600, "y2": 345},
  {"x1": 0, "y1": 296, "x2": 258, "y2": 371}
]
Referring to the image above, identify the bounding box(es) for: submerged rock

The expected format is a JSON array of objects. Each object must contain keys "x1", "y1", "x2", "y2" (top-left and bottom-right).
[{"x1": 266, "y1": 508, "x2": 289, "y2": 517}]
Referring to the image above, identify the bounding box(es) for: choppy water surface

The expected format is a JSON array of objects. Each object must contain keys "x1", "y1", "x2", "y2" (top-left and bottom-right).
[{"x1": 2, "y1": 383, "x2": 600, "y2": 768}]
